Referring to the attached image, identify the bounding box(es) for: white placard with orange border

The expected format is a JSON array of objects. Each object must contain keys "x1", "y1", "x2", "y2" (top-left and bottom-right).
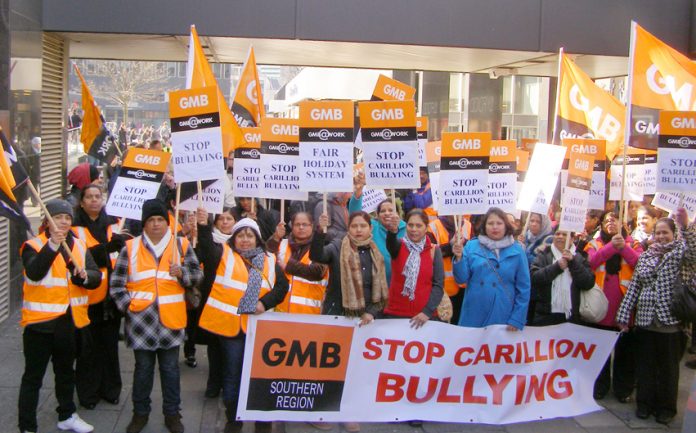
[{"x1": 438, "y1": 132, "x2": 491, "y2": 215}]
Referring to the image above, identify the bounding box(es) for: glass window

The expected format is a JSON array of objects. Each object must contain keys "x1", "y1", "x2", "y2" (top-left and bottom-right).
[{"x1": 513, "y1": 76, "x2": 540, "y2": 115}]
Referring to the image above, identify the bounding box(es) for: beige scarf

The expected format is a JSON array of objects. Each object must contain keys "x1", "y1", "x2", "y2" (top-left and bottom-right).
[{"x1": 339, "y1": 233, "x2": 389, "y2": 316}]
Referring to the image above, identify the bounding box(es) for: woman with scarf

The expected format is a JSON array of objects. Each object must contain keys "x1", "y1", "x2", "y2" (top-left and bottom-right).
[
  {"x1": 193, "y1": 207, "x2": 236, "y2": 399},
  {"x1": 383, "y1": 209, "x2": 444, "y2": 327},
  {"x1": 530, "y1": 230, "x2": 595, "y2": 325},
  {"x1": 71, "y1": 184, "x2": 130, "y2": 410},
  {"x1": 309, "y1": 211, "x2": 388, "y2": 433},
  {"x1": 267, "y1": 212, "x2": 328, "y2": 314},
  {"x1": 519, "y1": 212, "x2": 553, "y2": 324},
  {"x1": 197, "y1": 218, "x2": 288, "y2": 433},
  {"x1": 452, "y1": 207, "x2": 530, "y2": 330},
  {"x1": 584, "y1": 210, "x2": 642, "y2": 403},
  {"x1": 616, "y1": 208, "x2": 696, "y2": 424}
]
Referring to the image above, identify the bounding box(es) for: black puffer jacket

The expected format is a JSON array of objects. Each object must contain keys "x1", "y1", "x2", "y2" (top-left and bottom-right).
[{"x1": 531, "y1": 244, "x2": 595, "y2": 323}]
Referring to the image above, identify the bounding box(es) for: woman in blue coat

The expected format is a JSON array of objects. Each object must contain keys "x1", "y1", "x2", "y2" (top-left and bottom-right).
[{"x1": 452, "y1": 207, "x2": 531, "y2": 330}]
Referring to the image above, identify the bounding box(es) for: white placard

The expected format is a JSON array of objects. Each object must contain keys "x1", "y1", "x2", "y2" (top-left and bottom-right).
[
  {"x1": 438, "y1": 169, "x2": 489, "y2": 215},
  {"x1": 178, "y1": 179, "x2": 225, "y2": 214},
  {"x1": 652, "y1": 191, "x2": 696, "y2": 220},
  {"x1": 656, "y1": 148, "x2": 696, "y2": 193},
  {"x1": 609, "y1": 160, "x2": 644, "y2": 201},
  {"x1": 361, "y1": 188, "x2": 388, "y2": 214},
  {"x1": 233, "y1": 149, "x2": 262, "y2": 198},
  {"x1": 106, "y1": 178, "x2": 162, "y2": 221},
  {"x1": 517, "y1": 143, "x2": 566, "y2": 214},
  {"x1": 363, "y1": 142, "x2": 420, "y2": 189},
  {"x1": 488, "y1": 172, "x2": 517, "y2": 213},
  {"x1": 560, "y1": 170, "x2": 606, "y2": 211},
  {"x1": 260, "y1": 154, "x2": 308, "y2": 201},
  {"x1": 171, "y1": 128, "x2": 225, "y2": 182},
  {"x1": 559, "y1": 187, "x2": 590, "y2": 233},
  {"x1": 299, "y1": 143, "x2": 354, "y2": 192}
]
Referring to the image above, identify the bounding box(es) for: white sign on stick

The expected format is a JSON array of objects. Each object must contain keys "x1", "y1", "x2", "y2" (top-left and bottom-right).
[{"x1": 517, "y1": 143, "x2": 566, "y2": 214}]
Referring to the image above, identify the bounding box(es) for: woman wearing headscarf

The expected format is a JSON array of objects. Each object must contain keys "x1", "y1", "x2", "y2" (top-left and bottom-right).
[
  {"x1": 71, "y1": 184, "x2": 129, "y2": 410},
  {"x1": 197, "y1": 218, "x2": 288, "y2": 433},
  {"x1": 65, "y1": 163, "x2": 102, "y2": 207},
  {"x1": 309, "y1": 211, "x2": 388, "y2": 433},
  {"x1": 383, "y1": 209, "x2": 444, "y2": 327},
  {"x1": 585, "y1": 210, "x2": 642, "y2": 403},
  {"x1": 267, "y1": 212, "x2": 329, "y2": 315},
  {"x1": 531, "y1": 230, "x2": 595, "y2": 325},
  {"x1": 452, "y1": 207, "x2": 530, "y2": 330},
  {"x1": 616, "y1": 209, "x2": 696, "y2": 425},
  {"x1": 193, "y1": 207, "x2": 236, "y2": 399},
  {"x1": 520, "y1": 212, "x2": 554, "y2": 323}
]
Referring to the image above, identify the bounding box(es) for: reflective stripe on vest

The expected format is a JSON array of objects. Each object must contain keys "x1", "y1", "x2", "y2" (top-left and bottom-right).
[
  {"x1": 124, "y1": 236, "x2": 188, "y2": 330},
  {"x1": 275, "y1": 239, "x2": 327, "y2": 314},
  {"x1": 199, "y1": 246, "x2": 276, "y2": 337},
  {"x1": 586, "y1": 239, "x2": 634, "y2": 296},
  {"x1": 71, "y1": 222, "x2": 120, "y2": 304},
  {"x1": 21, "y1": 234, "x2": 91, "y2": 328}
]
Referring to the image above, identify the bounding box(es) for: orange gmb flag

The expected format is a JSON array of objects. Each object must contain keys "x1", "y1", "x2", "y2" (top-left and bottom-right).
[
  {"x1": 73, "y1": 63, "x2": 104, "y2": 155},
  {"x1": 231, "y1": 46, "x2": 265, "y2": 128},
  {"x1": 554, "y1": 50, "x2": 625, "y2": 160},
  {"x1": 627, "y1": 22, "x2": 696, "y2": 150},
  {"x1": 186, "y1": 25, "x2": 244, "y2": 155}
]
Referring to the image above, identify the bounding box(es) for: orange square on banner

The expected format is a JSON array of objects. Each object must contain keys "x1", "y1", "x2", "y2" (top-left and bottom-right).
[
  {"x1": 241, "y1": 127, "x2": 261, "y2": 148},
  {"x1": 441, "y1": 132, "x2": 491, "y2": 158},
  {"x1": 490, "y1": 140, "x2": 517, "y2": 163},
  {"x1": 169, "y1": 86, "x2": 219, "y2": 118},
  {"x1": 659, "y1": 111, "x2": 696, "y2": 136},
  {"x1": 250, "y1": 320, "x2": 354, "y2": 382},
  {"x1": 261, "y1": 118, "x2": 299, "y2": 144}
]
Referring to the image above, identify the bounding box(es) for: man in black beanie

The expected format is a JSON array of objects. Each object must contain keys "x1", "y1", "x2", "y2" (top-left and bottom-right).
[{"x1": 110, "y1": 199, "x2": 203, "y2": 433}]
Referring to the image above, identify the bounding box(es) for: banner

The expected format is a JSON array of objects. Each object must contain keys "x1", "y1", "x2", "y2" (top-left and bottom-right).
[
  {"x1": 438, "y1": 132, "x2": 490, "y2": 216},
  {"x1": 487, "y1": 140, "x2": 517, "y2": 213},
  {"x1": 186, "y1": 25, "x2": 244, "y2": 155},
  {"x1": 260, "y1": 118, "x2": 307, "y2": 201},
  {"x1": 559, "y1": 150, "x2": 593, "y2": 233},
  {"x1": 238, "y1": 314, "x2": 617, "y2": 424},
  {"x1": 299, "y1": 100, "x2": 355, "y2": 192},
  {"x1": 417, "y1": 117, "x2": 428, "y2": 167},
  {"x1": 371, "y1": 74, "x2": 416, "y2": 102},
  {"x1": 231, "y1": 46, "x2": 265, "y2": 128},
  {"x1": 609, "y1": 147, "x2": 644, "y2": 201},
  {"x1": 233, "y1": 127, "x2": 262, "y2": 198},
  {"x1": 657, "y1": 111, "x2": 696, "y2": 193},
  {"x1": 178, "y1": 179, "x2": 224, "y2": 214},
  {"x1": 554, "y1": 51, "x2": 625, "y2": 160},
  {"x1": 652, "y1": 191, "x2": 696, "y2": 220},
  {"x1": 359, "y1": 100, "x2": 419, "y2": 189},
  {"x1": 627, "y1": 22, "x2": 696, "y2": 151},
  {"x1": 426, "y1": 141, "x2": 442, "y2": 212},
  {"x1": 517, "y1": 143, "x2": 566, "y2": 214},
  {"x1": 169, "y1": 86, "x2": 225, "y2": 183},
  {"x1": 106, "y1": 148, "x2": 171, "y2": 220},
  {"x1": 560, "y1": 139, "x2": 607, "y2": 210}
]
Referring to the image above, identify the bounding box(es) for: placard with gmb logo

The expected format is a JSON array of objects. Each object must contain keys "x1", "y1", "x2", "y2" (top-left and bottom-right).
[
  {"x1": 438, "y1": 132, "x2": 491, "y2": 216},
  {"x1": 260, "y1": 118, "x2": 307, "y2": 201},
  {"x1": 233, "y1": 127, "x2": 262, "y2": 198},
  {"x1": 657, "y1": 111, "x2": 696, "y2": 192},
  {"x1": 169, "y1": 86, "x2": 225, "y2": 183},
  {"x1": 560, "y1": 138, "x2": 607, "y2": 210}
]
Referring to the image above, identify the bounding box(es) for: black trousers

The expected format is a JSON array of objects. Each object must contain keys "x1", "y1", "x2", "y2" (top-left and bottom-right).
[
  {"x1": 635, "y1": 327, "x2": 686, "y2": 418},
  {"x1": 206, "y1": 337, "x2": 224, "y2": 394},
  {"x1": 75, "y1": 317, "x2": 123, "y2": 405},
  {"x1": 594, "y1": 326, "x2": 636, "y2": 399},
  {"x1": 18, "y1": 326, "x2": 77, "y2": 432}
]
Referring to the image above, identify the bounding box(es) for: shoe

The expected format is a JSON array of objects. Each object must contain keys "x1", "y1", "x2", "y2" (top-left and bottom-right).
[
  {"x1": 408, "y1": 420, "x2": 423, "y2": 427},
  {"x1": 616, "y1": 395, "x2": 631, "y2": 403},
  {"x1": 80, "y1": 402, "x2": 97, "y2": 410},
  {"x1": 635, "y1": 408, "x2": 651, "y2": 419},
  {"x1": 164, "y1": 413, "x2": 185, "y2": 433},
  {"x1": 342, "y1": 422, "x2": 360, "y2": 432},
  {"x1": 185, "y1": 356, "x2": 197, "y2": 368},
  {"x1": 57, "y1": 413, "x2": 94, "y2": 433},
  {"x1": 686, "y1": 358, "x2": 696, "y2": 369},
  {"x1": 655, "y1": 414, "x2": 674, "y2": 425},
  {"x1": 102, "y1": 396, "x2": 119, "y2": 405},
  {"x1": 126, "y1": 413, "x2": 149, "y2": 433},
  {"x1": 255, "y1": 421, "x2": 272, "y2": 433},
  {"x1": 309, "y1": 422, "x2": 333, "y2": 431},
  {"x1": 593, "y1": 390, "x2": 607, "y2": 400},
  {"x1": 204, "y1": 387, "x2": 220, "y2": 398},
  {"x1": 225, "y1": 422, "x2": 243, "y2": 433}
]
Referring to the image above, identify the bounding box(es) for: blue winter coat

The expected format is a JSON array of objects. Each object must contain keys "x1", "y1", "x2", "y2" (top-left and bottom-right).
[{"x1": 452, "y1": 238, "x2": 531, "y2": 330}]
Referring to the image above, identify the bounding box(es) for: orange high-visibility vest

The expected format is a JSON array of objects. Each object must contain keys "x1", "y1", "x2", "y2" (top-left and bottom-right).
[
  {"x1": 72, "y1": 222, "x2": 121, "y2": 304},
  {"x1": 21, "y1": 233, "x2": 90, "y2": 328},
  {"x1": 198, "y1": 246, "x2": 276, "y2": 337},
  {"x1": 428, "y1": 219, "x2": 471, "y2": 297},
  {"x1": 125, "y1": 235, "x2": 189, "y2": 330},
  {"x1": 585, "y1": 238, "x2": 634, "y2": 295},
  {"x1": 275, "y1": 239, "x2": 328, "y2": 314}
]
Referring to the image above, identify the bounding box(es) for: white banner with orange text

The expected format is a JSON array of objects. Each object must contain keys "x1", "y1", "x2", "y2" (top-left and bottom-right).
[{"x1": 238, "y1": 313, "x2": 617, "y2": 425}]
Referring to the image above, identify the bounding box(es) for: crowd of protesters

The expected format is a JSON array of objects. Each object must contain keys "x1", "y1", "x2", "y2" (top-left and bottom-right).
[{"x1": 15, "y1": 136, "x2": 696, "y2": 433}]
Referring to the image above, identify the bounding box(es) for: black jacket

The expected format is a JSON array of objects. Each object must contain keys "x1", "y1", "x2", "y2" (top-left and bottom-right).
[{"x1": 530, "y1": 244, "x2": 595, "y2": 323}]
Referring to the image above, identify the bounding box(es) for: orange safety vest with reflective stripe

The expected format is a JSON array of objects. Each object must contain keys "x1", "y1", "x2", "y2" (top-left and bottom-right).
[
  {"x1": 72, "y1": 222, "x2": 121, "y2": 304},
  {"x1": 21, "y1": 233, "x2": 90, "y2": 328},
  {"x1": 585, "y1": 238, "x2": 634, "y2": 295},
  {"x1": 125, "y1": 235, "x2": 189, "y2": 330},
  {"x1": 198, "y1": 246, "x2": 276, "y2": 337},
  {"x1": 428, "y1": 219, "x2": 471, "y2": 296},
  {"x1": 274, "y1": 239, "x2": 328, "y2": 314}
]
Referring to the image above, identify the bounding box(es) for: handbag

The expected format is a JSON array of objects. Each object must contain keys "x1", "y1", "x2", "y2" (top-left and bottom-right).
[
  {"x1": 579, "y1": 284, "x2": 609, "y2": 323},
  {"x1": 670, "y1": 266, "x2": 696, "y2": 322}
]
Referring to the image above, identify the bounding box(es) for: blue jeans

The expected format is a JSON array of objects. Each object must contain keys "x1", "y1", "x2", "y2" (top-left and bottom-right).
[
  {"x1": 132, "y1": 346, "x2": 181, "y2": 416},
  {"x1": 220, "y1": 335, "x2": 246, "y2": 422}
]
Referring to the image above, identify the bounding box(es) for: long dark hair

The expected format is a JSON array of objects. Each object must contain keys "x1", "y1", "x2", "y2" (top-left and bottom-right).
[{"x1": 478, "y1": 207, "x2": 515, "y2": 237}]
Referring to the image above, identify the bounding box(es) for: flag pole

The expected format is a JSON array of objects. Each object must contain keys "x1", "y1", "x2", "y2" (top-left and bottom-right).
[
  {"x1": 172, "y1": 183, "x2": 182, "y2": 264},
  {"x1": 323, "y1": 192, "x2": 328, "y2": 234},
  {"x1": 25, "y1": 180, "x2": 78, "y2": 264},
  {"x1": 620, "y1": 22, "x2": 638, "y2": 234},
  {"x1": 280, "y1": 199, "x2": 285, "y2": 224},
  {"x1": 193, "y1": 180, "x2": 203, "y2": 247}
]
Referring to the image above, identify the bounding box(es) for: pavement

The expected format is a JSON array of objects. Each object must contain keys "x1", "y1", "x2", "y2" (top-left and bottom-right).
[{"x1": 0, "y1": 311, "x2": 694, "y2": 433}]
